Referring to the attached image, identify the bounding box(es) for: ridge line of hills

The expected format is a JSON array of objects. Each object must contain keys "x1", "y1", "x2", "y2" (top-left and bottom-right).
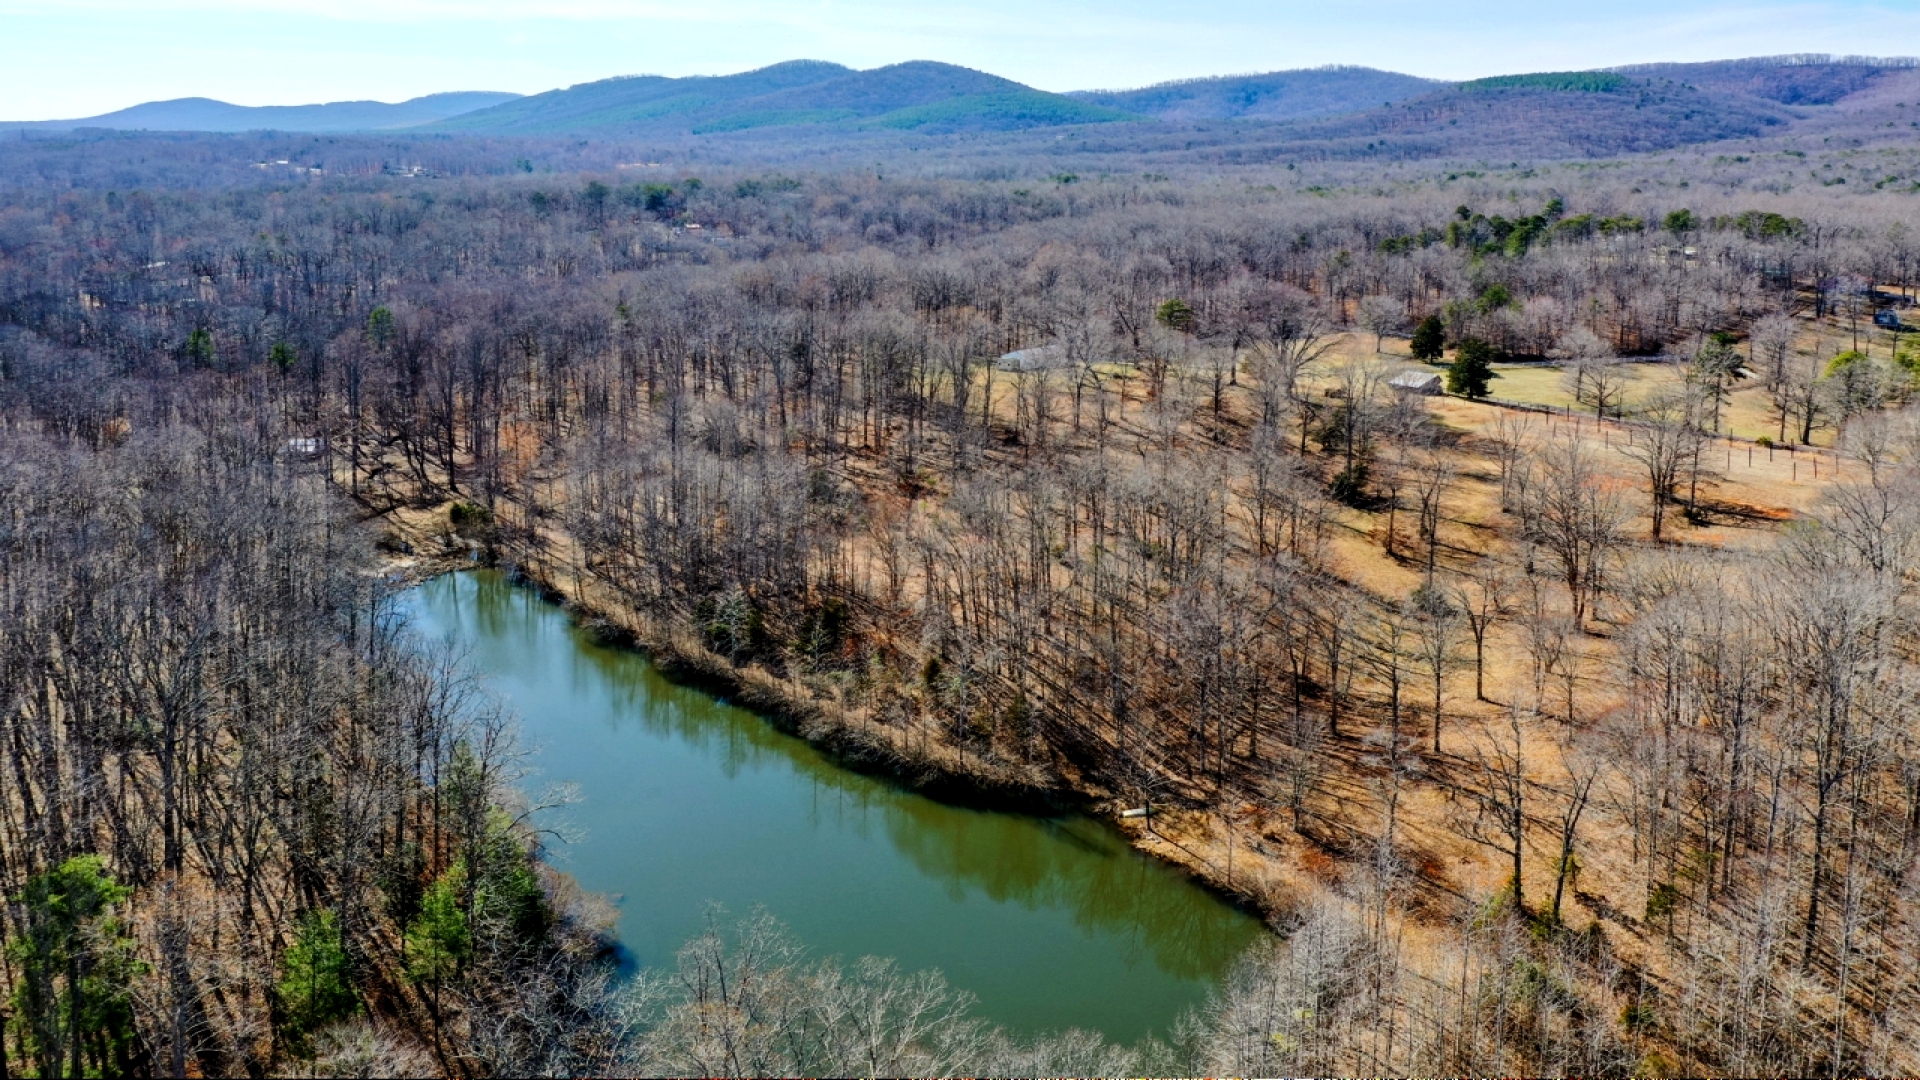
[
  {"x1": 8, "y1": 91, "x2": 524, "y2": 134},
  {"x1": 7, "y1": 54, "x2": 1919, "y2": 161}
]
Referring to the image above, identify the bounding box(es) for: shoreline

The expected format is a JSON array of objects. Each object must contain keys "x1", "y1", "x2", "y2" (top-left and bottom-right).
[{"x1": 375, "y1": 518, "x2": 1291, "y2": 932}]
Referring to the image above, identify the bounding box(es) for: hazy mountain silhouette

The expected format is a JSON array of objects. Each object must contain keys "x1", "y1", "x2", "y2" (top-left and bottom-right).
[
  {"x1": 8, "y1": 53, "x2": 1915, "y2": 152},
  {"x1": 431, "y1": 60, "x2": 1128, "y2": 134},
  {"x1": 12, "y1": 92, "x2": 521, "y2": 132},
  {"x1": 429, "y1": 60, "x2": 857, "y2": 133}
]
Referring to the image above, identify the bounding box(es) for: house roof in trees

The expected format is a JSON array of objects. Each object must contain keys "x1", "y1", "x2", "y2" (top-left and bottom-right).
[
  {"x1": 997, "y1": 345, "x2": 1070, "y2": 371},
  {"x1": 1389, "y1": 370, "x2": 1444, "y2": 394}
]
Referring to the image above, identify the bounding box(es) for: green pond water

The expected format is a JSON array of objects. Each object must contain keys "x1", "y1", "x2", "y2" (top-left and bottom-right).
[{"x1": 402, "y1": 570, "x2": 1264, "y2": 1042}]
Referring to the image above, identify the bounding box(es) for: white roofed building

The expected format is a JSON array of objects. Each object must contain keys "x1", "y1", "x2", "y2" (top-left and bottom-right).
[{"x1": 1389, "y1": 370, "x2": 1444, "y2": 395}]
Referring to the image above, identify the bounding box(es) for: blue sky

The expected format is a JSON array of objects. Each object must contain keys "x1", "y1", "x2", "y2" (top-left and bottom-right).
[{"x1": 3, "y1": 0, "x2": 1917, "y2": 119}]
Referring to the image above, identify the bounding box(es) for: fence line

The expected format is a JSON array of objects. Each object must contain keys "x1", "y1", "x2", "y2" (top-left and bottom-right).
[{"x1": 1460, "y1": 394, "x2": 1846, "y2": 481}]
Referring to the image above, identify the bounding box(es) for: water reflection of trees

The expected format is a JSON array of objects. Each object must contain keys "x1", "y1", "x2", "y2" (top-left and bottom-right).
[
  {"x1": 874, "y1": 807, "x2": 1262, "y2": 980},
  {"x1": 423, "y1": 571, "x2": 1264, "y2": 984}
]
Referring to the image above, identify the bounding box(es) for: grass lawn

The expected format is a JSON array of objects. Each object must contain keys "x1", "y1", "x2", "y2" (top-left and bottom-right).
[{"x1": 1483, "y1": 362, "x2": 1824, "y2": 444}]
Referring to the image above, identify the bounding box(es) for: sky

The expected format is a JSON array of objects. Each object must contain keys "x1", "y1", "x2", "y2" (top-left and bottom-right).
[{"x1": 2, "y1": 0, "x2": 1917, "y2": 120}]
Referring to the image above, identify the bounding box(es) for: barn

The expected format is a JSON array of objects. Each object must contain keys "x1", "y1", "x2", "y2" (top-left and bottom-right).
[{"x1": 1389, "y1": 370, "x2": 1444, "y2": 395}]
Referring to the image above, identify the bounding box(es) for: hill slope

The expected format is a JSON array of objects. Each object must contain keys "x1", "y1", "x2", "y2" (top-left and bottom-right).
[
  {"x1": 1065, "y1": 56, "x2": 1920, "y2": 163},
  {"x1": 433, "y1": 60, "x2": 1129, "y2": 135},
  {"x1": 15, "y1": 92, "x2": 520, "y2": 132},
  {"x1": 431, "y1": 60, "x2": 857, "y2": 133},
  {"x1": 12, "y1": 53, "x2": 1915, "y2": 153},
  {"x1": 1248, "y1": 70, "x2": 1799, "y2": 160},
  {"x1": 1070, "y1": 66, "x2": 1440, "y2": 122},
  {"x1": 1613, "y1": 54, "x2": 1917, "y2": 104}
]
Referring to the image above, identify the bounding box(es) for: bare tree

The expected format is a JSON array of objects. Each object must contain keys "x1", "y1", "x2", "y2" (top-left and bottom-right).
[
  {"x1": 1451, "y1": 558, "x2": 1514, "y2": 703},
  {"x1": 1557, "y1": 328, "x2": 1628, "y2": 418},
  {"x1": 1488, "y1": 409, "x2": 1536, "y2": 512},
  {"x1": 1410, "y1": 448, "x2": 1457, "y2": 587},
  {"x1": 1519, "y1": 438, "x2": 1630, "y2": 626},
  {"x1": 1621, "y1": 389, "x2": 1709, "y2": 540},
  {"x1": 1359, "y1": 295, "x2": 1407, "y2": 353},
  {"x1": 1464, "y1": 707, "x2": 1530, "y2": 913},
  {"x1": 1411, "y1": 589, "x2": 1462, "y2": 754},
  {"x1": 1240, "y1": 286, "x2": 1337, "y2": 448},
  {"x1": 1750, "y1": 311, "x2": 1798, "y2": 442},
  {"x1": 1544, "y1": 742, "x2": 1600, "y2": 925}
]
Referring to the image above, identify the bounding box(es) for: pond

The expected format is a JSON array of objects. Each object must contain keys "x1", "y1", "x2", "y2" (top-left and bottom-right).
[{"x1": 401, "y1": 570, "x2": 1264, "y2": 1042}]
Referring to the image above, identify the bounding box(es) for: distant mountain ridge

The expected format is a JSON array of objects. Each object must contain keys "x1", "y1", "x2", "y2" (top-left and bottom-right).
[
  {"x1": 1068, "y1": 66, "x2": 1441, "y2": 122},
  {"x1": 7, "y1": 53, "x2": 1917, "y2": 155},
  {"x1": 11, "y1": 92, "x2": 522, "y2": 133},
  {"x1": 430, "y1": 61, "x2": 1128, "y2": 135},
  {"x1": 430, "y1": 61, "x2": 858, "y2": 134},
  {"x1": 1270, "y1": 74, "x2": 1798, "y2": 159},
  {"x1": 1176, "y1": 54, "x2": 1920, "y2": 162},
  {"x1": 1, "y1": 61, "x2": 1403, "y2": 138}
]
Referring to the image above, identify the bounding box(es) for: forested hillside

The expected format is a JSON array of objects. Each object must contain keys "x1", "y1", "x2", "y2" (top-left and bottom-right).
[
  {"x1": 408, "y1": 60, "x2": 1127, "y2": 136},
  {"x1": 1615, "y1": 54, "x2": 1918, "y2": 104},
  {"x1": 12, "y1": 53, "x2": 1916, "y2": 159},
  {"x1": 1068, "y1": 66, "x2": 1440, "y2": 122},
  {"x1": 5, "y1": 67, "x2": 1920, "y2": 1074}
]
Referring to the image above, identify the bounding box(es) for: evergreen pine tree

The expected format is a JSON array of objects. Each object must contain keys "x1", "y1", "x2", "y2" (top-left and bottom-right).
[
  {"x1": 1410, "y1": 314, "x2": 1446, "y2": 362},
  {"x1": 276, "y1": 909, "x2": 358, "y2": 1055},
  {"x1": 1448, "y1": 338, "x2": 1497, "y2": 398}
]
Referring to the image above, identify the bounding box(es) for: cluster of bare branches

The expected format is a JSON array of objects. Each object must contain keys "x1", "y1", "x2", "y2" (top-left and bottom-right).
[{"x1": 0, "y1": 410, "x2": 627, "y2": 1076}]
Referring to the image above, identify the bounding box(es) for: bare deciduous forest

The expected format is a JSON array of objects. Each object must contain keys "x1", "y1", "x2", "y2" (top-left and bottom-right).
[{"x1": 5, "y1": 61, "x2": 1920, "y2": 1074}]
